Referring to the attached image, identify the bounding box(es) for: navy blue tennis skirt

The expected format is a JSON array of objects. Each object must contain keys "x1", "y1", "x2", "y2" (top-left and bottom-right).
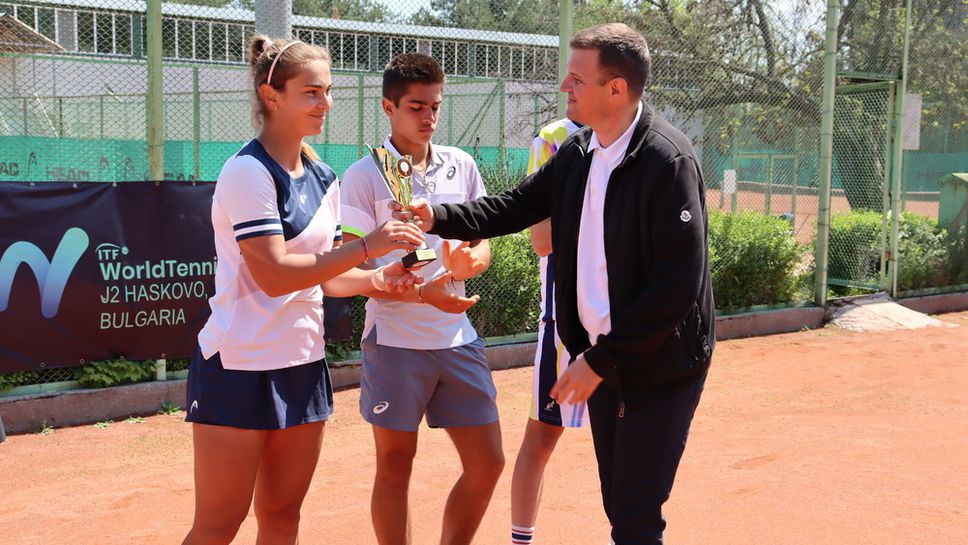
[{"x1": 185, "y1": 345, "x2": 334, "y2": 430}]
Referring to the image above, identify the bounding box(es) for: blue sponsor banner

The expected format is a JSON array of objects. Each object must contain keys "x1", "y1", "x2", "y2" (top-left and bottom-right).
[{"x1": 0, "y1": 182, "x2": 217, "y2": 372}]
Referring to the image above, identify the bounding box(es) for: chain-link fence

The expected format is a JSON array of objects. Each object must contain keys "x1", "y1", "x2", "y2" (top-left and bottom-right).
[
  {"x1": 1, "y1": 0, "x2": 967, "y2": 389},
  {"x1": 827, "y1": 83, "x2": 895, "y2": 292},
  {"x1": 895, "y1": 0, "x2": 968, "y2": 295},
  {"x1": 628, "y1": 0, "x2": 830, "y2": 310}
]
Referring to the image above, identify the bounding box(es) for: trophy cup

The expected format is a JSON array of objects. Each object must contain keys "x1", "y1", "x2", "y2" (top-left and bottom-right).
[{"x1": 368, "y1": 146, "x2": 437, "y2": 269}]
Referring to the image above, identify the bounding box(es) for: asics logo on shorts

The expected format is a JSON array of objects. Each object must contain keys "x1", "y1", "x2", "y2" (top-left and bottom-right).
[{"x1": 372, "y1": 401, "x2": 390, "y2": 414}]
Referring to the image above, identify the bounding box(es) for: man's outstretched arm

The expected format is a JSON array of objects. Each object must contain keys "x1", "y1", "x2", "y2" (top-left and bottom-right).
[{"x1": 397, "y1": 155, "x2": 558, "y2": 240}]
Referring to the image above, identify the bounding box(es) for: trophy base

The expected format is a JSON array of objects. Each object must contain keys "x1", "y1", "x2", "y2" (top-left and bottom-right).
[{"x1": 402, "y1": 247, "x2": 437, "y2": 270}]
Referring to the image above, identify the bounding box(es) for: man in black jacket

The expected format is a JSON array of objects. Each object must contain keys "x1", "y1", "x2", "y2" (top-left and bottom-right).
[{"x1": 398, "y1": 23, "x2": 714, "y2": 545}]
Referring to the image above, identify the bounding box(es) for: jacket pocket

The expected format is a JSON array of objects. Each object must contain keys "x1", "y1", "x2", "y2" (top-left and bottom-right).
[
  {"x1": 679, "y1": 302, "x2": 712, "y2": 366},
  {"x1": 623, "y1": 302, "x2": 708, "y2": 390}
]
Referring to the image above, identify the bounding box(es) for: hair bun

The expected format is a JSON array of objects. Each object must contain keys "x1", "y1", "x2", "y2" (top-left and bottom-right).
[{"x1": 247, "y1": 34, "x2": 271, "y2": 68}]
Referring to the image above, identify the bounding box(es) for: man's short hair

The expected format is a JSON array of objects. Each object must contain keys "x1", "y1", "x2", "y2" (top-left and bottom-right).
[
  {"x1": 570, "y1": 23, "x2": 650, "y2": 98},
  {"x1": 383, "y1": 53, "x2": 446, "y2": 105}
]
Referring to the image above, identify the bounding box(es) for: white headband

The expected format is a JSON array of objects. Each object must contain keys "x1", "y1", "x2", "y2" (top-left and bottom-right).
[{"x1": 266, "y1": 41, "x2": 302, "y2": 87}]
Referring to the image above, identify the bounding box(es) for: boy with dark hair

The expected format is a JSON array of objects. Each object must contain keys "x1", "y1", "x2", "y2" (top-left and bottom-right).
[
  {"x1": 381, "y1": 52, "x2": 447, "y2": 104},
  {"x1": 340, "y1": 52, "x2": 505, "y2": 545}
]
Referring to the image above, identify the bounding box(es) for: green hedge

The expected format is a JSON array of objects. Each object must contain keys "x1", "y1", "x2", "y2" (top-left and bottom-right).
[
  {"x1": 73, "y1": 358, "x2": 157, "y2": 389},
  {"x1": 944, "y1": 225, "x2": 968, "y2": 287},
  {"x1": 0, "y1": 357, "x2": 158, "y2": 392},
  {"x1": 897, "y1": 212, "x2": 948, "y2": 291},
  {"x1": 828, "y1": 210, "x2": 884, "y2": 290},
  {"x1": 708, "y1": 209, "x2": 807, "y2": 312},
  {"x1": 466, "y1": 232, "x2": 541, "y2": 337},
  {"x1": 897, "y1": 213, "x2": 968, "y2": 291},
  {"x1": 0, "y1": 371, "x2": 42, "y2": 391},
  {"x1": 828, "y1": 210, "x2": 968, "y2": 293}
]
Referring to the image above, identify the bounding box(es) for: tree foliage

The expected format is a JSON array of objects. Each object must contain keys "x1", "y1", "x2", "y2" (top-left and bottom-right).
[
  {"x1": 409, "y1": 0, "x2": 560, "y2": 34},
  {"x1": 576, "y1": 0, "x2": 965, "y2": 210},
  {"x1": 291, "y1": 0, "x2": 394, "y2": 20},
  {"x1": 170, "y1": 0, "x2": 395, "y2": 21}
]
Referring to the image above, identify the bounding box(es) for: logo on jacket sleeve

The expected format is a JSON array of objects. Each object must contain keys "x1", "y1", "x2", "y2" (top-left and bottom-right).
[{"x1": 680, "y1": 210, "x2": 692, "y2": 222}]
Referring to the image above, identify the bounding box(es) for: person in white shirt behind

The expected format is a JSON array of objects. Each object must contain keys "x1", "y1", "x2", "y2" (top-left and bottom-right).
[{"x1": 509, "y1": 117, "x2": 585, "y2": 545}]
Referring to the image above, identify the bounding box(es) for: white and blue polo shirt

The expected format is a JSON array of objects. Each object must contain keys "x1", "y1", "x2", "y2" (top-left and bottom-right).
[
  {"x1": 340, "y1": 138, "x2": 485, "y2": 350},
  {"x1": 198, "y1": 139, "x2": 342, "y2": 370}
]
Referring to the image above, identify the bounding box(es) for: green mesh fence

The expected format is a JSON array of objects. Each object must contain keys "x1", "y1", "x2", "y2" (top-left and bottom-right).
[
  {"x1": 895, "y1": 0, "x2": 968, "y2": 295},
  {"x1": 827, "y1": 83, "x2": 894, "y2": 291},
  {"x1": 1, "y1": 0, "x2": 967, "y2": 389}
]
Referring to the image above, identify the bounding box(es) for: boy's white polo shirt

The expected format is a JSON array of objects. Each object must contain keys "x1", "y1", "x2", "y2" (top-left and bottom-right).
[{"x1": 340, "y1": 137, "x2": 485, "y2": 350}]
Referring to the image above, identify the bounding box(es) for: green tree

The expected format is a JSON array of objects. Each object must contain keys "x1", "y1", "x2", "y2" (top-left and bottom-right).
[
  {"x1": 410, "y1": 0, "x2": 559, "y2": 34},
  {"x1": 573, "y1": 0, "x2": 965, "y2": 211},
  {"x1": 166, "y1": 0, "x2": 236, "y2": 7},
  {"x1": 169, "y1": 0, "x2": 394, "y2": 21},
  {"x1": 291, "y1": 0, "x2": 394, "y2": 20}
]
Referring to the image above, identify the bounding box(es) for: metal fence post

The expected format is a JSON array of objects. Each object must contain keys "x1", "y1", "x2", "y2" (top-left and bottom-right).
[
  {"x1": 356, "y1": 73, "x2": 364, "y2": 158},
  {"x1": 193, "y1": 65, "x2": 200, "y2": 181},
  {"x1": 323, "y1": 108, "x2": 330, "y2": 162},
  {"x1": 448, "y1": 95, "x2": 453, "y2": 146},
  {"x1": 147, "y1": 0, "x2": 164, "y2": 380},
  {"x1": 557, "y1": 0, "x2": 573, "y2": 118},
  {"x1": 814, "y1": 0, "x2": 839, "y2": 307},
  {"x1": 498, "y1": 80, "x2": 506, "y2": 169},
  {"x1": 533, "y1": 94, "x2": 540, "y2": 135},
  {"x1": 888, "y1": 0, "x2": 913, "y2": 297},
  {"x1": 255, "y1": 0, "x2": 292, "y2": 38},
  {"x1": 146, "y1": 0, "x2": 164, "y2": 182},
  {"x1": 374, "y1": 94, "x2": 381, "y2": 146}
]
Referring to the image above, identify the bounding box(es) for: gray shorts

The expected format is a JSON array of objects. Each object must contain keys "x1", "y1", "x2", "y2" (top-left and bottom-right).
[{"x1": 359, "y1": 328, "x2": 499, "y2": 432}]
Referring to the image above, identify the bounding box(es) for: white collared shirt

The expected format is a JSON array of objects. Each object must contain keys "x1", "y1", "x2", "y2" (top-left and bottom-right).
[
  {"x1": 576, "y1": 102, "x2": 642, "y2": 346},
  {"x1": 340, "y1": 137, "x2": 486, "y2": 349}
]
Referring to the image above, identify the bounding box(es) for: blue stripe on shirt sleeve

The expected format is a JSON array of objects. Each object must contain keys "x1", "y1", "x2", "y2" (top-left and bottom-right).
[
  {"x1": 235, "y1": 228, "x2": 284, "y2": 242},
  {"x1": 233, "y1": 218, "x2": 282, "y2": 231}
]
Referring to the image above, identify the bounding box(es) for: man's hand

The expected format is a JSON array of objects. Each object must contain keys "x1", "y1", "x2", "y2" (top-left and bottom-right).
[
  {"x1": 549, "y1": 354, "x2": 603, "y2": 405},
  {"x1": 421, "y1": 272, "x2": 479, "y2": 313},
  {"x1": 390, "y1": 198, "x2": 435, "y2": 232},
  {"x1": 442, "y1": 240, "x2": 488, "y2": 281}
]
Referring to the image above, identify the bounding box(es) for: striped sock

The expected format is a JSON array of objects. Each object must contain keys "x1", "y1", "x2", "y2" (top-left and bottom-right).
[{"x1": 511, "y1": 524, "x2": 535, "y2": 544}]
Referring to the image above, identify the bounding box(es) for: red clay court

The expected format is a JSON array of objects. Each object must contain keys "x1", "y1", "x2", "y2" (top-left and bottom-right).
[{"x1": 4, "y1": 311, "x2": 967, "y2": 545}]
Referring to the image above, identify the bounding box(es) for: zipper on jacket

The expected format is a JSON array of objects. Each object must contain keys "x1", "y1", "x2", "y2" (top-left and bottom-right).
[{"x1": 617, "y1": 390, "x2": 626, "y2": 419}]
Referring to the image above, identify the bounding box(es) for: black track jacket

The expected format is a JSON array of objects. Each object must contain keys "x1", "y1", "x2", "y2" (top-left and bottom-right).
[{"x1": 429, "y1": 101, "x2": 715, "y2": 392}]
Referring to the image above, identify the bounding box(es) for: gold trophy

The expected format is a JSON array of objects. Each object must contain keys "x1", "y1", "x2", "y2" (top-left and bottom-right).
[{"x1": 369, "y1": 146, "x2": 437, "y2": 269}]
